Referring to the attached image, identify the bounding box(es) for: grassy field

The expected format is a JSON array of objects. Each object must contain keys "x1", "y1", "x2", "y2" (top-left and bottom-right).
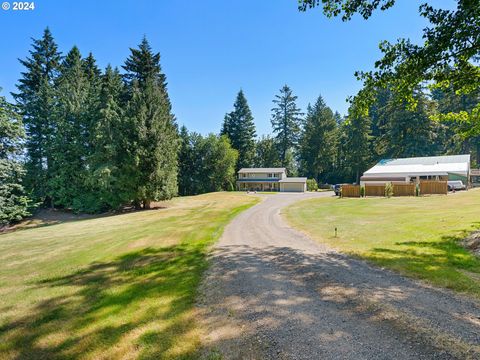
[
  {"x1": 284, "y1": 189, "x2": 480, "y2": 297},
  {"x1": 0, "y1": 192, "x2": 259, "y2": 360}
]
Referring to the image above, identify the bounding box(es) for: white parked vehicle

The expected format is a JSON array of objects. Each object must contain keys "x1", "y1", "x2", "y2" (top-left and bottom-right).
[{"x1": 447, "y1": 180, "x2": 466, "y2": 191}]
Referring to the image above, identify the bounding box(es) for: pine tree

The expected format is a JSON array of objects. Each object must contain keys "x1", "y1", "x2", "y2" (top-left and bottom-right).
[
  {"x1": 220, "y1": 90, "x2": 256, "y2": 169},
  {"x1": 89, "y1": 65, "x2": 127, "y2": 210},
  {"x1": 432, "y1": 86, "x2": 480, "y2": 165},
  {"x1": 270, "y1": 85, "x2": 303, "y2": 165},
  {"x1": 367, "y1": 88, "x2": 391, "y2": 158},
  {"x1": 299, "y1": 95, "x2": 338, "y2": 183},
  {"x1": 48, "y1": 46, "x2": 90, "y2": 209},
  {"x1": 333, "y1": 111, "x2": 343, "y2": 125},
  {"x1": 379, "y1": 90, "x2": 435, "y2": 158},
  {"x1": 123, "y1": 38, "x2": 163, "y2": 85},
  {"x1": 82, "y1": 52, "x2": 102, "y2": 158},
  {"x1": 0, "y1": 92, "x2": 31, "y2": 225},
  {"x1": 178, "y1": 125, "x2": 194, "y2": 196},
  {"x1": 13, "y1": 27, "x2": 61, "y2": 203},
  {"x1": 123, "y1": 37, "x2": 178, "y2": 208},
  {"x1": 344, "y1": 108, "x2": 372, "y2": 183},
  {"x1": 333, "y1": 122, "x2": 350, "y2": 183}
]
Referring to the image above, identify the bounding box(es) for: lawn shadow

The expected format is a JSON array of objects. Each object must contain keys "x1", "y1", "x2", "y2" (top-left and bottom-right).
[
  {"x1": 364, "y1": 228, "x2": 480, "y2": 294},
  {"x1": 0, "y1": 244, "x2": 207, "y2": 359},
  {"x1": 1, "y1": 204, "x2": 170, "y2": 235}
]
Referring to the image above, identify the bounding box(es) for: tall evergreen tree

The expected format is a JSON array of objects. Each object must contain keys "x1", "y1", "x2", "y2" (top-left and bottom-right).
[
  {"x1": 299, "y1": 95, "x2": 338, "y2": 183},
  {"x1": 220, "y1": 90, "x2": 256, "y2": 169},
  {"x1": 48, "y1": 46, "x2": 91, "y2": 209},
  {"x1": 333, "y1": 111, "x2": 343, "y2": 126},
  {"x1": 13, "y1": 28, "x2": 61, "y2": 203},
  {"x1": 270, "y1": 85, "x2": 303, "y2": 165},
  {"x1": 123, "y1": 37, "x2": 178, "y2": 208},
  {"x1": 367, "y1": 88, "x2": 391, "y2": 158},
  {"x1": 0, "y1": 92, "x2": 31, "y2": 225},
  {"x1": 344, "y1": 108, "x2": 372, "y2": 183},
  {"x1": 332, "y1": 122, "x2": 350, "y2": 183},
  {"x1": 379, "y1": 90, "x2": 436, "y2": 159},
  {"x1": 82, "y1": 52, "x2": 102, "y2": 159},
  {"x1": 89, "y1": 65, "x2": 127, "y2": 210},
  {"x1": 178, "y1": 125, "x2": 194, "y2": 196},
  {"x1": 432, "y1": 86, "x2": 480, "y2": 165}
]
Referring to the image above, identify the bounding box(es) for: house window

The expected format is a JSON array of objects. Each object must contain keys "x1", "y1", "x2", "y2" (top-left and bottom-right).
[{"x1": 268, "y1": 173, "x2": 273, "y2": 178}]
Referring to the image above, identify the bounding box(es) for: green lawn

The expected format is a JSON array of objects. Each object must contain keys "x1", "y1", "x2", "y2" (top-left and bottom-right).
[
  {"x1": 0, "y1": 192, "x2": 259, "y2": 360},
  {"x1": 284, "y1": 189, "x2": 480, "y2": 297}
]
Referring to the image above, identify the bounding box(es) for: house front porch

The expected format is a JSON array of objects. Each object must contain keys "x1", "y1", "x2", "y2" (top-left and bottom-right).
[{"x1": 237, "y1": 181, "x2": 279, "y2": 191}]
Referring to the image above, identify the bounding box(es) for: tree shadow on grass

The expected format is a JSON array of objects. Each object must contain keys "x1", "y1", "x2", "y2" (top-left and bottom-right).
[
  {"x1": 364, "y1": 230, "x2": 480, "y2": 294},
  {"x1": 0, "y1": 244, "x2": 208, "y2": 359},
  {"x1": 2, "y1": 204, "x2": 170, "y2": 235}
]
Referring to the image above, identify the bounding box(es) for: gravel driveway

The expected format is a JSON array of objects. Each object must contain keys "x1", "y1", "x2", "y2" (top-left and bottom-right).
[{"x1": 198, "y1": 192, "x2": 480, "y2": 359}]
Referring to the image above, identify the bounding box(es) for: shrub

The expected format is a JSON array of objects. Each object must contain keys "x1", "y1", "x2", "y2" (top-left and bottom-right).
[
  {"x1": 385, "y1": 182, "x2": 394, "y2": 198},
  {"x1": 360, "y1": 185, "x2": 365, "y2": 197},
  {"x1": 415, "y1": 184, "x2": 420, "y2": 196},
  {"x1": 306, "y1": 178, "x2": 319, "y2": 192}
]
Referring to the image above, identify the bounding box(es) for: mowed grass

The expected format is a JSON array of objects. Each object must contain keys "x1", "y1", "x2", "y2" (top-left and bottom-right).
[
  {"x1": 0, "y1": 192, "x2": 259, "y2": 360},
  {"x1": 284, "y1": 189, "x2": 480, "y2": 297}
]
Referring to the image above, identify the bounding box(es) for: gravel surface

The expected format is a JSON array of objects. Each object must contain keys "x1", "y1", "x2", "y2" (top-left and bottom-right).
[{"x1": 198, "y1": 192, "x2": 480, "y2": 359}]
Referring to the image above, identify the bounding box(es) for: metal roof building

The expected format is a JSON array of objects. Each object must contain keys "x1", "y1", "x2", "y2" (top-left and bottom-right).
[{"x1": 361, "y1": 154, "x2": 471, "y2": 185}]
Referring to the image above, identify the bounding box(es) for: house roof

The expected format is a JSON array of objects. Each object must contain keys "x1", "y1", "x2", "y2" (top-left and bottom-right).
[
  {"x1": 279, "y1": 177, "x2": 307, "y2": 183},
  {"x1": 376, "y1": 154, "x2": 470, "y2": 166},
  {"x1": 238, "y1": 167, "x2": 286, "y2": 173},
  {"x1": 364, "y1": 155, "x2": 470, "y2": 177},
  {"x1": 360, "y1": 176, "x2": 406, "y2": 182}
]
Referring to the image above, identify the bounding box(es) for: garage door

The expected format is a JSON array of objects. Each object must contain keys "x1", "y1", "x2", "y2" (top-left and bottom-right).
[{"x1": 280, "y1": 183, "x2": 305, "y2": 192}]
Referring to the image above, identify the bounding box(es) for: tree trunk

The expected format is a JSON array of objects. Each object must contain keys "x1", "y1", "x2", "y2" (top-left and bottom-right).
[
  {"x1": 133, "y1": 199, "x2": 142, "y2": 210},
  {"x1": 476, "y1": 140, "x2": 480, "y2": 166},
  {"x1": 143, "y1": 199, "x2": 151, "y2": 209}
]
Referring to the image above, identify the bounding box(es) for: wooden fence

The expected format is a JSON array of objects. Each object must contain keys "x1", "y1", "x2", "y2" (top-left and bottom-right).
[
  {"x1": 341, "y1": 185, "x2": 360, "y2": 198},
  {"x1": 393, "y1": 183, "x2": 416, "y2": 196},
  {"x1": 420, "y1": 181, "x2": 448, "y2": 195},
  {"x1": 365, "y1": 185, "x2": 385, "y2": 197}
]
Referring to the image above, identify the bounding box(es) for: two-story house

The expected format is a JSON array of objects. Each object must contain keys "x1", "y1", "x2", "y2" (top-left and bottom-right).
[{"x1": 236, "y1": 168, "x2": 307, "y2": 192}]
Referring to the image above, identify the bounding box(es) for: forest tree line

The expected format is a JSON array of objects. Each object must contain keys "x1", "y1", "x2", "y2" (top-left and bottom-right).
[
  {"x1": 1, "y1": 27, "x2": 479, "y2": 225},
  {"x1": 217, "y1": 85, "x2": 479, "y2": 185}
]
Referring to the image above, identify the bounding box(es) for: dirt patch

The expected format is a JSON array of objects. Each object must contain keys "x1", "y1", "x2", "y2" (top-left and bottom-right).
[{"x1": 461, "y1": 230, "x2": 480, "y2": 257}]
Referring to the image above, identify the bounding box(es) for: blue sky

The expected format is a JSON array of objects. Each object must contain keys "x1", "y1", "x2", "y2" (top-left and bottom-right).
[{"x1": 0, "y1": 0, "x2": 454, "y2": 136}]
